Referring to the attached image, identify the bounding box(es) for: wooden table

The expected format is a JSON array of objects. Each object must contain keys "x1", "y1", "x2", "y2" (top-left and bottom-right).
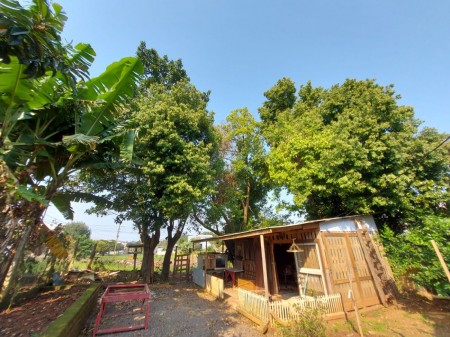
[
  {"x1": 93, "y1": 283, "x2": 150, "y2": 336},
  {"x1": 224, "y1": 268, "x2": 244, "y2": 288}
]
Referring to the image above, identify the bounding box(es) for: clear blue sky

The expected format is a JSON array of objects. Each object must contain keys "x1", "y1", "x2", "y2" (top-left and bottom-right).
[{"x1": 44, "y1": 0, "x2": 450, "y2": 240}]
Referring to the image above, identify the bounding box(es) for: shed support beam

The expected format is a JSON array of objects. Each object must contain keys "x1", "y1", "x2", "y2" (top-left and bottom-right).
[{"x1": 260, "y1": 235, "x2": 270, "y2": 299}]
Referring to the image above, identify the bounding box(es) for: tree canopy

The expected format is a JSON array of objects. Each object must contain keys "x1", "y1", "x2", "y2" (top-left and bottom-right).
[
  {"x1": 62, "y1": 221, "x2": 91, "y2": 239},
  {"x1": 192, "y1": 108, "x2": 280, "y2": 237},
  {"x1": 260, "y1": 78, "x2": 449, "y2": 230}
]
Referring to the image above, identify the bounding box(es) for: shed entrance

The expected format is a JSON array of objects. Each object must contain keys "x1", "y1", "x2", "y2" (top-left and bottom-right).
[{"x1": 273, "y1": 244, "x2": 296, "y2": 289}]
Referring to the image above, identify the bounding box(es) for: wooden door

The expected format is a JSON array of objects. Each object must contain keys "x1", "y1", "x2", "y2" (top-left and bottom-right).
[{"x1": 322, "y1": 233, "x2": 379, "y2": 311}]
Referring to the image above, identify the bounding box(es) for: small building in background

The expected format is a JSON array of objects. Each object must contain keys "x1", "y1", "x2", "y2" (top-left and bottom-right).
[{"x1": 188, "y1": 234, "x2": 213, "y2": 251}]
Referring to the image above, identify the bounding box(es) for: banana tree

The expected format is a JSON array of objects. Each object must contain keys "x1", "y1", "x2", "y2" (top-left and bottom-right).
[{"x1": 0, "y1": 0, "x2": 143, "y2": 302}]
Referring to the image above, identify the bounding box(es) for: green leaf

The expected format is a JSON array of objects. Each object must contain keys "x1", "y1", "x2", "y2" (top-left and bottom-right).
[
  {"x1": 120, "y1": 130, "x2": 135, "y2": 163},
  {"x1": 15, "y1": 185, "x2": 49, "y2": 205},
  {"x1": 50, "y1": 193, "x2": 74, "y2": 220}
]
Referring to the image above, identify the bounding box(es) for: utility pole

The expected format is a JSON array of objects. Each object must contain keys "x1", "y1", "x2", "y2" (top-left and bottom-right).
[{"x1": 114, "y1": 222, "x2": 122, "y2": 254}]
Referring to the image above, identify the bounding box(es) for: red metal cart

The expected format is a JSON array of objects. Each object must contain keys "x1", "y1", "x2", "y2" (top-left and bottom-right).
[{"x1": 93, "y1": 283, "x2": 150, "y2": 336}]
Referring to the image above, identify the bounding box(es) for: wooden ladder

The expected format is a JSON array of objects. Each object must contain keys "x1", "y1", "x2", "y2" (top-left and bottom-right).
[
  {"x1": 172, "y1": 247, "x2": 191, "y2": 282},
  {"x1": 355, "y1": 224, "x2": 398, "y2": 306}
]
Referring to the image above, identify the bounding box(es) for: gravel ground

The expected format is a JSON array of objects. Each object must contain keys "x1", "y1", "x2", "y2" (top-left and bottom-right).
[{"x1": 81, "y1": 283, "x2": 273, "y2": 337}]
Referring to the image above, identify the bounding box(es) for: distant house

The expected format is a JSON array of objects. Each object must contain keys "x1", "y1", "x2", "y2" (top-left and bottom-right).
[{"x1": 193, "y1": 215, "x2": 397, "y2": 315}]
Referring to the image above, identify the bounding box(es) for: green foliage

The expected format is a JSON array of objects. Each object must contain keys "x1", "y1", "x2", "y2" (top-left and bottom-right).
[
  {"x1": 261, "y1": 78, "x2": 449, "y2": 229},
  {"x1": 62, "y1": 222, "x2": 93, "y2": 258},
  {"x1": 176, "y1": 234, "x2": 191, "y2": 253},
  {"x1": 62, "y1": 221, "x2": 91, "y2": 239},
  {"x1": 259, "y1": 77, "x2": 296, "y2": 128},
  {"x1": 95, "y1": 240, "x2": 116, "y2": 255},
  {"x1": 134, "y1": 80, "x2": 218, "y2": 219},
  {"x1": 380, "y1": 216, "x2": 450, "y2": 296},
  {"x1": 76, "y1": 234, "x2": 93, "y2": 259},
  {"x1": 0, "y1": 0, "x2": 143, "y2": 229},
  {"x1": 280, "y1": 307, "x2": 327, "y2": 337},
  {"x1": 136, "y1": 41, "x2": 189, "y2": 91},
  {"x1": 0, "y1": 0, "x2": 91, "y2": 80},
  {"x1": 192, "y1": 108, "x2": 279, "y2": 236}
]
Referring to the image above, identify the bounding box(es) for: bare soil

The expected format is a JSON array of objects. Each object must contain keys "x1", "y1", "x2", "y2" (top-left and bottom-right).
[
  {"x1": 324, "y1": 291, "x2": 450, "y2": 337},
  {"x1": 0, "y1": 285, "x2": 88, "y2": 337}
]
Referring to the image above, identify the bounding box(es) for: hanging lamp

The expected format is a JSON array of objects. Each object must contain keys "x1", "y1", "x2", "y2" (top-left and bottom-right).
[{"x1": 287, "y1": 239, "x2": 303, "y2": 253}]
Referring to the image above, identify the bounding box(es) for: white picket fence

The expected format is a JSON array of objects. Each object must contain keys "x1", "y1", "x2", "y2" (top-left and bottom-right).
[
  {"x1": 237, "y1": 289, "x2": 344, "y2": 326},
  {"x1": 270, "y1": 293, "x2": 344, "y2": 323},
  {"x1": 237, "y1": 289, "x2": 268, "y2": 322}
]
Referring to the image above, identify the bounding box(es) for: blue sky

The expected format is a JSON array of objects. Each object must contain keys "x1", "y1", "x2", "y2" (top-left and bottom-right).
[{"x1": 44, "y1": 0, "x2": 450, "y2": 240}]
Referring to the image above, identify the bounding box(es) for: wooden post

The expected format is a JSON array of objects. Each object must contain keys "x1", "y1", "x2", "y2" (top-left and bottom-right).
[
  {"x1": 259, "y1": 235, "x2": 270, "y2": 299},
  {"x1": 431, "y1": 240, "x2": 450, "y2": 283},
  {"x1": 133, "y1": 253, "x2": 137, "y2": 271},
  {"x1": 205, "y1": 241, "x2": 208, "y2": 270},
  {"x1": 269, "y1": 238, "x2": 279, "y2": 295},
  {"x1": 344, "y1": 235, "x2": 364, "y2": 337},
  {"x1": 318, "y1": 234, "x2": 334, "y2": 294}
]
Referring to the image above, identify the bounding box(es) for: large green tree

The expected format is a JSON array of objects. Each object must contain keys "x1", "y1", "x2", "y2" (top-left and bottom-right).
[
  {"x1": 192, "y1": 108, "x2": 282, "y2": 239},
  {"x1": 79, "y1": 43, "x2": 218, "y2": 282},
  {"x1": 62, "y1": 221, "x2": 91, "y2": 239},
  {"x1": 62, "y1": 221, "x2": 93, "y2": 259},
  {"x1": 261, "y1": 79, "x2": 449, "y2": 230},
  {"x1": 131, "y1": 79, "x2": 218, "y2": 280}
]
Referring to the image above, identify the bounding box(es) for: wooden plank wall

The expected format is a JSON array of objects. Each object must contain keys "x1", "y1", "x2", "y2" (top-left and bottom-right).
[{"x1": 205, "y1": 274, "x2": 224, "y2": 300}]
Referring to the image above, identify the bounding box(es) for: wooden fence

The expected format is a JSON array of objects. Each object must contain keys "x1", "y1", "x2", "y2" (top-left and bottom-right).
[
  {"x1": 237, "y1": 289, "x2": 345, "y2": 327},
  {"x1": 269, "y1": 293, "x2": 345, "y2": 323},
  {"x1": 237, "y1": 288, "x2": 268, "y2": 322}
]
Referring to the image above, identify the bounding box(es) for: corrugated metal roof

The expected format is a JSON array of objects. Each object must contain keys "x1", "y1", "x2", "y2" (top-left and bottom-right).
[{"x1": 192, "y1": 214, "x2": 367, "y2": 242}]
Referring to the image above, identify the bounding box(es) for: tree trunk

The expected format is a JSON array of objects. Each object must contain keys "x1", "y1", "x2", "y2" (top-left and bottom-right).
[
  {"x1": 87, "y1": 242, "x2": 97, "y2": 270},
  {"x1": 0, "y1": 225, "x2": 32, "y2": 307},
  {"x1": 140, "y1": 229, "x2": 160, "y2": 283},
  {"x1": 243, "y1": 178, "x2": 251, "y2": 229},
  {"x1": 0, "y1": 247, "x2": 15, "y2": 292},
  {"x1": 0, "y1": 215, "x2": 21, "y2": 288},
  {"x1": 161, "y1": 219, "x2": 186, "y2": 281},
  {"x1": 67, "y1": 238, "x2": 79, "y2": 272}
]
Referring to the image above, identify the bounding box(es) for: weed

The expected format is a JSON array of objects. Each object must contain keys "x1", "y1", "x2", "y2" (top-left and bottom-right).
[{"x1": 280, "y1": 307, "x2": 327, "y2": 337}]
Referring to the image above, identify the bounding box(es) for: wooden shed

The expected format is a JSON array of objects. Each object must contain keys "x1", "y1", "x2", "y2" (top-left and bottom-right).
[{"x1": 193, "y1": 215, "x2": 397, "y2": 312}]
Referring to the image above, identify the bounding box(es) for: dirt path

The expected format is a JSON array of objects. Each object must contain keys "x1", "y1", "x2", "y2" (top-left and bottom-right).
[{"x1": 81, "y1": 284, "x2": 272, "y2": 337}]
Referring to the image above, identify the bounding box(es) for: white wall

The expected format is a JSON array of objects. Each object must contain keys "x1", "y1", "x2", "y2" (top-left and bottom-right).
[{"x1": 319, "y1": 215, "x2": 378, "y2": 233}]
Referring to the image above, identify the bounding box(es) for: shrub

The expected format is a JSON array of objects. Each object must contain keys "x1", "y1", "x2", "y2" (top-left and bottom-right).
[
  {"x1": 381, "y1": 216, "x2": 450, "y2": 296},
  {"x1": 280, "y1": 307, "x2": 327, "y2": 337}
]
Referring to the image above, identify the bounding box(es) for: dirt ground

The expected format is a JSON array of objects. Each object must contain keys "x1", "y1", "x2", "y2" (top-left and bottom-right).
[
  {"x1": 0, "y1": 285, "x2": 88, "y2": 337},
  {"x1": 81, "y1": 283, "x2": 450, "y2": 337},
  {"x1": 0, "y1": 281, "x2": 449, "y2": 337},
  {"x1": 324, "y1": 291, "x2": 450, "y2": 337},
  {"x1": 81, "y1": 283, "x2": 271, "y2": 337}
]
